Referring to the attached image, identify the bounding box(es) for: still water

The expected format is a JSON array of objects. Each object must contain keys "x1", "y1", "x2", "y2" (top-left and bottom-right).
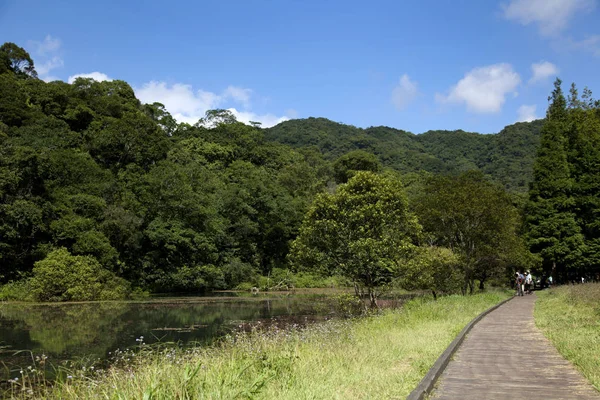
[{"x1": 0, "y1": 292, "x2": 339, "y2": 378}]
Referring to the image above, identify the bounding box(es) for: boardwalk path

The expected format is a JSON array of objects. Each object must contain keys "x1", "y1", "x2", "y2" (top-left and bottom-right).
[{"x1": 430, "y1": 293, "x2": 599, "y2": 400}]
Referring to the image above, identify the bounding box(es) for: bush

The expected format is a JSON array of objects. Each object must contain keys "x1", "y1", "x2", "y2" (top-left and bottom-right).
[
  {"x1": 332, "y1": 293, "x2": 365, "y2": 316},
  {"x1": 0, "y1": 280, "x2": 32, "y2": 301},
  {"x1": 235, "y1": 282, "x2": 255, "y2": 291},
  {"x1": 164, "y1": 264, "x2": 227, "y2": 293},
  {"x1": 221, "y1": 258, "x2": 256, "y2": 287},
  {"x1": 240, "y1": 269, "x2": 350, "y2": 291},
  {"x1": 28, "y1": 248, "x2": 131, "y2": 301}
]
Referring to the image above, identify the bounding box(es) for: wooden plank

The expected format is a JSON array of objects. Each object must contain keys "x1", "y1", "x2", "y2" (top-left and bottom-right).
[{"x1": 430, "y1": 293, "x2": 600, "y2": 399}]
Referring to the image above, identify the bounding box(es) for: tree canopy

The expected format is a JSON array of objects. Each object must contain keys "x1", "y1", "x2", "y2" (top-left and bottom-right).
[
  {"x1": 526, "y1": 79, "x2": 600, "y2": 282},
  {"x1": 289, "y1": 171, "x2": 420, "y2": 307}
]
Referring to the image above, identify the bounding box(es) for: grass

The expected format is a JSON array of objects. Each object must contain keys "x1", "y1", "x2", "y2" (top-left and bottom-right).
[
  {"x1": 7, "y1": 291, "x2": 509, "y2": 399},
  {"x1": 534, "y1": 283, "x2": 600, "y2": 391}
]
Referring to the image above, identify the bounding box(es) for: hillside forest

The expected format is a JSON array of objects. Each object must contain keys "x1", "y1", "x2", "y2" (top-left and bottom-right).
[{"x1": 1, "y1": 42, "x2": 599, "y2": 303}]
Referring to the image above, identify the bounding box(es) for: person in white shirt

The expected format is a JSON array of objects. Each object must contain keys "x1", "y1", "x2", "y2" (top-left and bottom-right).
[{"x1": 525, "y1": 271, "x2": 533, "y2": 294}]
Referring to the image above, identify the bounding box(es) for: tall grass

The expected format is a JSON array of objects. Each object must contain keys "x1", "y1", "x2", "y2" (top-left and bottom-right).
[
  {"x1": 7, "y1": 291, "x2": 509, "y2": 399},
  {"x1": 535, "y1": 283, "x2": 600, "y2": 391}
]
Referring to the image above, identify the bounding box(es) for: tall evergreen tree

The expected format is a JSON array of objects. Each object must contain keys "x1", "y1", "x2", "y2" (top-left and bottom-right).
[
  {"x1": 566, "y1": 86, "x2": 600, "y2": 279},
  {"x1": 525, "y1": 79, "x2": 584, "y2": 282}
]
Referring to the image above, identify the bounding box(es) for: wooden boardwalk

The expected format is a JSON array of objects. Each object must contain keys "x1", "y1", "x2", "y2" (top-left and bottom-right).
[{"x1": 430, "y1": 293, "x2": 600, "y2": 400}]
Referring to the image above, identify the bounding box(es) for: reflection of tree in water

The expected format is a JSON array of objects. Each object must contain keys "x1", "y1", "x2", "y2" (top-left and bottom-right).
[
  {"x1": 0, "y1": 302, "x2": 131, "y2": 357},
  {"x1": 0, "y1": 296, "x2": 333, "y2": 377}
]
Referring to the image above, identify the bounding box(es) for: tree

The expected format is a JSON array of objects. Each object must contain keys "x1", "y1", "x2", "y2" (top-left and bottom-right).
[
  {"x1": 525, "y1": 79, "x2": 585, "y2": 282},
  {"x1": 143, "y1": 102, "x2": 178, "y2": 136},
  {"x1": 333, "y1": 149, "x2": 382, "y2": 183},
  {"x1": 563, "y1": 85, "x2": 600, "y2": 279},
  {"x1": 0, "y1": 42, "x2": 37, "y2": 79},
  {"x1": 402, "y1": 246, "x2": 462, "y2": 299},
  {"x1": 197, "y1": 109, "x2": 238, "y2": 128},
  {"x1": 289, "y1": 171, "x2": 420, "y2": 308},
  {"x1": 414, "y1": 171, "x2": 528, "y2": 293}
]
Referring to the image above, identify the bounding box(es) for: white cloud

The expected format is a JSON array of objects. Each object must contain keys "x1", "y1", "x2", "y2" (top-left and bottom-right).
[
  {"x1": 567, "y1": 34, "x2": 600, "y2": 56},
  {"x1": 231, "y1": 109, "x2": 289, "y2": 127},
  {"x1": 517, "y1": 104, "x2": 538, "y2": 122},
  {"x1": 529, "y1": 61, "x2": 559, "y2": 84},
  {"x1": 435, "y1": 63, "x2": 521, "y2": 113},
  {"x1": 223, "y1": 86, "x2": 252, "y2": 108},
  {"x1": 37, "y1": 56, "x2": 64, "y2": 82},
  {"x1": 135, "y1": 81, "x2": 289, "y2": 128},
  {"x1": 28, "y1": 35, "x2": 64, "y2": 81},
  {"x1": 391, "y1": 74, "x2": 419, "y2": 110},
  {"x1": 67, "y1": 72, "x2": 113, "y2": 84},
  {"x1": 502, "y1": 0, "x2": 595, "y2": 36},
  {"x1": 29, "y1": 35, "x2": 61, "y2": 55}
]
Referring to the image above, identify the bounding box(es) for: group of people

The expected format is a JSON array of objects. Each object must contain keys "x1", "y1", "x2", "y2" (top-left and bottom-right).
[{"x1": 515, "y1": 271, "x2": 533, "y2": 296}]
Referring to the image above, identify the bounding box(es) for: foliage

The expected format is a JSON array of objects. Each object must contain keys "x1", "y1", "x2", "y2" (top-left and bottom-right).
[
  {"x1": 332, "y1": 149, "x2": 381, "y2": 183},
  {"x1": 0, "y1": 279, "x2": 32, "y2": 301},
  {"x1": 0, "y1": 42, "x2": 330, "y2": 294},
  {"x1": 402, "y1": 246, "x2": 462, "y2": 299},
  {"x1": 0, "y1": 42, "x2": 37, "y2": 79},
  {"x1": 526, "y1": 79, "x2": 600, "y2": 282},
  {"x1": 28, "y1": 248, "x2": 131, "y2": 301},
  {"x1": 413, "y1": 171, "x2": 532, "y2": 293},
  {"x1": 290, "y1": 171, "x2": 420, "y2": 307},
  {"x1": 3, "y1": 41, "x2": 596, "y2": 299},
  {"x1": 157, "y1": 264, "x2": 227, "y2": 293},
  {"x1": 266, "y1": 117, "x2": 543, "y2": 193}
]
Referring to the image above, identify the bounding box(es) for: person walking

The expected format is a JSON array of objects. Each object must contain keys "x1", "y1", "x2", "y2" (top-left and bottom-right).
[
  {"x1": 525, "y1": 271, "x2": 533, "y2": 294},
  {"x1": 515, "y1": 272, "x2": 524, "y2": 296}
]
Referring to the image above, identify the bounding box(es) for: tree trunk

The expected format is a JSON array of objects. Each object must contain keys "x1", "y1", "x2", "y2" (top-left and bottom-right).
[
  {"x1": 432, "y1": 290, "x2": 437, "y2": 300},
  {"x1": 369, "y1": 288, "x2": 378, "y2": 309},
  {"x1": 479, "y1": 279, "x2": 485, "y2": 291}
]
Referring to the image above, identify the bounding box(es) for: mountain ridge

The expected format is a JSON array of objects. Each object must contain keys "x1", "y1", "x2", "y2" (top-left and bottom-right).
[{"x1": 265, "y1": 117, "x2": 544, "y2": 192}]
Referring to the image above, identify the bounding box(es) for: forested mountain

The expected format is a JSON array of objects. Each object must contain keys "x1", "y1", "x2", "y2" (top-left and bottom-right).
[{"x1": 266, "y1": 118, "x2": 543, "y2": 192}]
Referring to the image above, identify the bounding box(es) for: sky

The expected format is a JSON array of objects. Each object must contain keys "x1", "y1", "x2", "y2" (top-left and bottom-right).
[{"x1": 1, "y1": 0, "x2": 599, "y2": 133}]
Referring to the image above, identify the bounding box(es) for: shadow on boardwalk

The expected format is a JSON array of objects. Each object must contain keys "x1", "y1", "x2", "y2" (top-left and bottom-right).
[{"x1": 430, "y1": 293, "x2": 600, "y2": 400}]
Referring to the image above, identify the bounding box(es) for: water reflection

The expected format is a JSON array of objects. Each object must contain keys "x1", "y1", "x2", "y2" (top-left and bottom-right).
[{"x1": 0, "y1": 294, "x2": 336, "y2": 378}]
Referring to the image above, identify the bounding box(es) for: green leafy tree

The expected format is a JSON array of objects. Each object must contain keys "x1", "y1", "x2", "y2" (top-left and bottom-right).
[
  {"x1": 414, "y1": 171, "x2": 527, "y2": 293},
  {"x1": 143, "y1": 102, "x2": 178, "y2": 136},
  {"x1": 402, "y1": 246, "x2": 462, "y2": 299},
  {"x1": 197, "y1": 109, "x2": 238, "y2": 128},
  {"x1": 333, "y1": 149, "x2": 382, "y2": 183},
  {"x1": 0, "y1": 74, "x2": 31, "y2": 126},
  {"x1": 0, "y1": 42, "x2": 37, "y2": 79},
  {"x1": 290, "y1": 171, "x2": 420, "y2": 308}
]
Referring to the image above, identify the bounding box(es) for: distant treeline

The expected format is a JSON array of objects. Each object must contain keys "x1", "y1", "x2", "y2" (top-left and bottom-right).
[{"x1": 266, "y1": 117, "x2": 543, "y2": 193}]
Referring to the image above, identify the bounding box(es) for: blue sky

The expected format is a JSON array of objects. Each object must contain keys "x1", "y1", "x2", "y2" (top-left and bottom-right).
[{"x1": 1, "y1": 0, "x2": 599, "y2": 132}]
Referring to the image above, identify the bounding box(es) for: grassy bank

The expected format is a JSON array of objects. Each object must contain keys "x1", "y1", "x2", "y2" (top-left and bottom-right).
[
  {"x1": 535, "y1": 283, "x2": 600, "y2": 391},
  {"x1": 9, "y1": 291, "x2": 508, "y2": 399}
]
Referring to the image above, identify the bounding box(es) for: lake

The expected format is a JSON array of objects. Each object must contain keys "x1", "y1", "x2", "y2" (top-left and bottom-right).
[{"x1": 0, "y1": 291, "x2": 344, "y2": 380}]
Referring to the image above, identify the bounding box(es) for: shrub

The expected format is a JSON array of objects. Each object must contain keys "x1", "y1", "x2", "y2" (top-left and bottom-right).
[
  {"x1": 221, "y1": 258, "x2": 256, "y2": 287},
  {"x1": 0, "y1": 280, "x2": 32, "y2": 301},
  {"x1": 165, "y1": 264, "x2": 227, "y2": 292},
  {"x1": 235, "y1": 282, "x2": 255, "y2": 291},
  {"x1": 28, "y1": 248, "x2": 131, "y2": 301}
]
